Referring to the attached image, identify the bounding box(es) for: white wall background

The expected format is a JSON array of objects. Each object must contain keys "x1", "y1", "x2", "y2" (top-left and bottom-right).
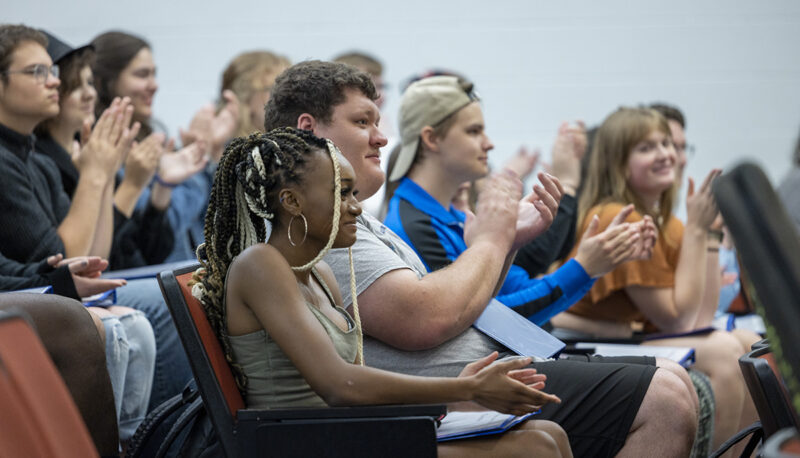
[{"x1": 8, "y1": 0, "x2": 800, "y2": 190}]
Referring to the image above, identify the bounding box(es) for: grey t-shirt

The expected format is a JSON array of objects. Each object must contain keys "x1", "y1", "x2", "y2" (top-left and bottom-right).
[{"x1": 324, "y1": 212, "x2": 512, "y2": 377}]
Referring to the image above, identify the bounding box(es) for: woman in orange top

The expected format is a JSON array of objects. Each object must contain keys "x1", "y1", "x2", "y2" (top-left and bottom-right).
[{"x1": 552, "y1": 107, "x2": 759, "y2": 449}]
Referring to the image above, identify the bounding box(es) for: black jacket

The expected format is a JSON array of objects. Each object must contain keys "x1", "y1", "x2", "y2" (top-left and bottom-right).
[{"x1": 35, "y1": 133, "x2": 175, "y2": 270}]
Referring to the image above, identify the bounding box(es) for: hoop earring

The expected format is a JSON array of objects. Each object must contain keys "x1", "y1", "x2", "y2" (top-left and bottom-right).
[{"x1": 287, "y1": 213, "x2": 308, "y2": 247}]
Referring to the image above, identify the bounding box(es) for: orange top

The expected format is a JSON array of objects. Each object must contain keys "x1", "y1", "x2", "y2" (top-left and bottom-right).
[{"x1": 564, "y1": 202, "x2": 683, "y2": 332}]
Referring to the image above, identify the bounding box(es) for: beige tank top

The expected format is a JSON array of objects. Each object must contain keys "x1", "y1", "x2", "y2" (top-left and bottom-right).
[{"x1": 228, "y1": 267, "x2": 359, "y2": 409}]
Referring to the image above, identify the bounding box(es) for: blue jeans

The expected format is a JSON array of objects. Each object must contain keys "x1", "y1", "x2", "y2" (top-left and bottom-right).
[
  {"x1": 116, "y1": 278, "x2": 193, "y2": 411},
  {"x1": 101, "y1": 311, "x2": 156, "y2": 440}
]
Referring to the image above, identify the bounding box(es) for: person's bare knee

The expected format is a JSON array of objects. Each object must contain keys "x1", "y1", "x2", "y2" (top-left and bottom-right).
[
  {"x1": 700, "y1": 331, "x2": 746, "y2": 362},
  {"x1": 528, "y1": 420, "x2": 572, "y2": 458},
  {"x1": 627, "y1": 369, "x2": 696, "y2": 456},
  {"x1": 438, "y1": 422, "x2": 563, "y2": 458},
  {"x1": 524, "y1": 430, "x2": 562, "y2": 458},
  {"x1": 731, "y1": 328, "x2": 761, "y2": 352},
  {"x1": 655, "y1": 357, "x2": 699, "y2": 413}
]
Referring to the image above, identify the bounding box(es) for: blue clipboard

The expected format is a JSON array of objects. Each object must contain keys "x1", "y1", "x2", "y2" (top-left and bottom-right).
[
  {"x1": 8, "y1": 286, "x2": 53, "y2": 294},
  {"x1": 436, "y1": 410, "x2": 538, "y2": 441},
  {"x1": 473, "y1": 299, "x2": 565, "y2": 359}
]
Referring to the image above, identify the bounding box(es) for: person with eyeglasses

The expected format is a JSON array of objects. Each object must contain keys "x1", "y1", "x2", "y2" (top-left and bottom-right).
[
  {"x1": 264, "y1": 62, "x2": 699, "y2": 457},
  {"x1": 385, "y1": 76, "x2": 657, "y2": 328},
  {"x1": 554, "y1": 106, "x2": 760, "y2": 452},
  {"x1": 0, "y1": 23, "x2": 196, "y2": 429},
  {"x1": 0, "y1": 24, "x2": 150, "y2": 455},
  {"x1": 3, "y1": 61, "x2": 60, "y2": 84},
  {"x1": 0, "y1": 24, "x2": 132, "y2": 263},
  {"x1": 649, "y1": 103, "x2": 746, "y2": 325}
]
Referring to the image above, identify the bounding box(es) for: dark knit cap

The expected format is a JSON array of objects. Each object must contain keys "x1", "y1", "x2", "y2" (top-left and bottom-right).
[{"x1": 39, "y1": 30, "x2": 93, "y2": 65}]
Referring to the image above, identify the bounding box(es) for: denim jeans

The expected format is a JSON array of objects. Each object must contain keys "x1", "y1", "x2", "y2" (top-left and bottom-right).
[
  {"x1": 116, "y1": 278, "x2": 193, "y2": 411},
  {"x1": 101, "y1": 311, "x2": 156, "y2": 440}
]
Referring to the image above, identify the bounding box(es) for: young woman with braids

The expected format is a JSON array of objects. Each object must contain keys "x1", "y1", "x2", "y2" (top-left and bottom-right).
[{"x1": 192, "y1": 127, "x2": 573, "y2": 457}]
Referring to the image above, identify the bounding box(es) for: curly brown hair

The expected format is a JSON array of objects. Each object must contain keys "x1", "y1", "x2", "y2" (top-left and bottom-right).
[
  {"x1": 0, "y1": 24, "x2": 47, "y2": 79},
  {"x1": 263, "y1": 60, "x2": 377, "y2": 131}
]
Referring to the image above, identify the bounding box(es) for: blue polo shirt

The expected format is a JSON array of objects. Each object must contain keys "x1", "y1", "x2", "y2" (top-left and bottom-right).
[{"x1": 384, "y1": 177, "x2": 595, "y2": 326}]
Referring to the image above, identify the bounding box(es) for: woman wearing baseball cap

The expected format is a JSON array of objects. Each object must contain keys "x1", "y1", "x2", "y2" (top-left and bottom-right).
[
  {"x1": 382, "y1": 75, "x2": 708, "y2": 457},
  {"x1": 384, "y1": 75, "x2": 654, "y2": 327}
]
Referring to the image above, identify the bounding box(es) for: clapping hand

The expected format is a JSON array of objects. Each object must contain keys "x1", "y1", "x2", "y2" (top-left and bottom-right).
[
  {"x1": 47, "y1": 254, "x2": 126, "y2": 297},
  {"x1": 459, "y1": 352, "x2": 548, "y2": 391},
  {"x1": 542, "y1": 121, "x2": 586, "y2": 195},
  {"x1": 574, "y1": 204, "x2": 656, "y2": 278},
  {"x1": 463, "y1": 171, "x2": 521, "y2": 251},
  {"x1": 180, "y1": 90, "x2": 240, "y2": 162},
  {"x1": 123, "y1": 133, "x2": 171, "y2": 188},
  {"x1": 512, "y1": 172, "x2": 563, "y2": 250},
  {"x1": 503, "y1": 146, "x2": 540, "y2": 182},
  {"x1": 467, "y1": 354, "x2": 561, "y2": 416},
  {"x1": 156, "y1": 141, "x2": 209, "y2": 186},
  {"x1": 73, "y1": 97, "x2": 140, "y2": 180},
  {"x1": 686, "y1": 169, "x2": 722, "y2": 231}
]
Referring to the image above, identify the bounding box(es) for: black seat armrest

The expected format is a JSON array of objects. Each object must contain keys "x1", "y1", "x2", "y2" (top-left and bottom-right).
[{"x1": 237, "y1": 404, "x2": 446, "y2": 422}]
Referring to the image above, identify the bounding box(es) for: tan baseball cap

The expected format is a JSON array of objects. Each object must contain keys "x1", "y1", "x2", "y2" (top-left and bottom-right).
[{"x1": 390, "y1": 75, "x2": 479, "y2": 182}]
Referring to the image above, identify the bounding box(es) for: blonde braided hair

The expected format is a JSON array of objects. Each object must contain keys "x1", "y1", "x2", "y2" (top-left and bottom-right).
[
  {"x1": 192, "y1": 128, "x2": 363, "y2": 393},
  {"x1": 291, "y1": 139, "x2": 363, "y2": 364}
]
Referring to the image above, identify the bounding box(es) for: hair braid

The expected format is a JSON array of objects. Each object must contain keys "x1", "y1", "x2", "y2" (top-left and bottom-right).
[
  {"x1": 289, "y1": 138, "x2": 341, "y2": 272},
  {"x1": 192, "y1": 127, "x2": 367, "y2": 392}
]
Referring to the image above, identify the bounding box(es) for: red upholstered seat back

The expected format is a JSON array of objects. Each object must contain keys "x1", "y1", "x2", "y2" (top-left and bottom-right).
[
  {"x1": 0, "y1": 315, "x2": 98, "y2": 457},
  {"x1": 176, "y1": 271, "x2": 245, "y2": 416}
]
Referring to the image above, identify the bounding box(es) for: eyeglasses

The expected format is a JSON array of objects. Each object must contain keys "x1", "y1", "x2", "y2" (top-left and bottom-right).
[
  {"x1": 2, "y1": 64, "x2": 60, "y2": 85},
  {"x1": 674, "y1": 143, "x2": 696, "y2": 158}
]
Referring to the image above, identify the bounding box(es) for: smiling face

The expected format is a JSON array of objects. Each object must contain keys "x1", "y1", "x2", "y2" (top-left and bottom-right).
[
  {"x1": 295, "y1": 149, "x2": 362, "y2": 249},
  {"x1": 332, "y1": 156, "x2": 362, "y2": 248},
  {"x1": 311, "y1": 88, "x2": 387, "y2": 200},
  {"x1": 113, "y1": 47, "x2": 157, "y2": 122},
  {"x1": 0, "y1": 40, "x2": 60, "y2": 133},
  {"x1": 58, "y1": 65, "x2": 97, "y2": 131},
  {"x1": 432, "y1": 102, "x2": 493, "y2": 183},
  {"x1": 626, "y1": 128, "x2": 677, "y2": 203}
]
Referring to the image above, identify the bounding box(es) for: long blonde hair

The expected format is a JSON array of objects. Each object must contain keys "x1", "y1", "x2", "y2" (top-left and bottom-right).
[{"x1": 578, "y1": 107, "x2": 678, "y2": 232}]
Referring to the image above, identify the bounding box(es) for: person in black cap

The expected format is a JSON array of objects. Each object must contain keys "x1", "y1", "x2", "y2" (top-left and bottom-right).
[
  {"x1": 28, "y1": 31, "x2": 201, "y2": 443},
  {"x1": 29, "y1": 32, "x2": 159, "y2": 447},
  {"x1": 35, "y1": 30, "x2": 176, "y2": 270}
]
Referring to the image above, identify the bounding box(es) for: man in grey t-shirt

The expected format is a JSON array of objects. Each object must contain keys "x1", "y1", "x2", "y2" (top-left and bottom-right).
[
  {"x1": 263, "y1": 60, "x2": 697, "y2": 457},
  {"x1": 327, "y1": 211, "x2": 511, "y2": 377}
]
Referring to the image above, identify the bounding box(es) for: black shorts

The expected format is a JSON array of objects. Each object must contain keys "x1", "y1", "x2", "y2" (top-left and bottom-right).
[{"x1": 531, "y1": 355, "x2": 657, "y2": 458}]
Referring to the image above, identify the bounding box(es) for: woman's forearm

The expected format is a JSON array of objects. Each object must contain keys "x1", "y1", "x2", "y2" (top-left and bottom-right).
[
  {"x1": 319, "y1": 364, "x2": 475, "y2": 407},
  {"x1": 113, "y1": 178, "x2": 146, "y2": 218},
  {"x1": 694, "y1": 241, "x2": 720, "y2": 327},
  {"x1": 88, "y1": 182, "x2": 115, "y2": 259},
  {"x1": 673, "y1": 224, "x2": 709, "y2": 326},
  {"x1": 57, "y1": 168, "x2": 108, "y2": 257},
  {"x1": 149, "y1": 182, "x2": 172, "y2": 211}
]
